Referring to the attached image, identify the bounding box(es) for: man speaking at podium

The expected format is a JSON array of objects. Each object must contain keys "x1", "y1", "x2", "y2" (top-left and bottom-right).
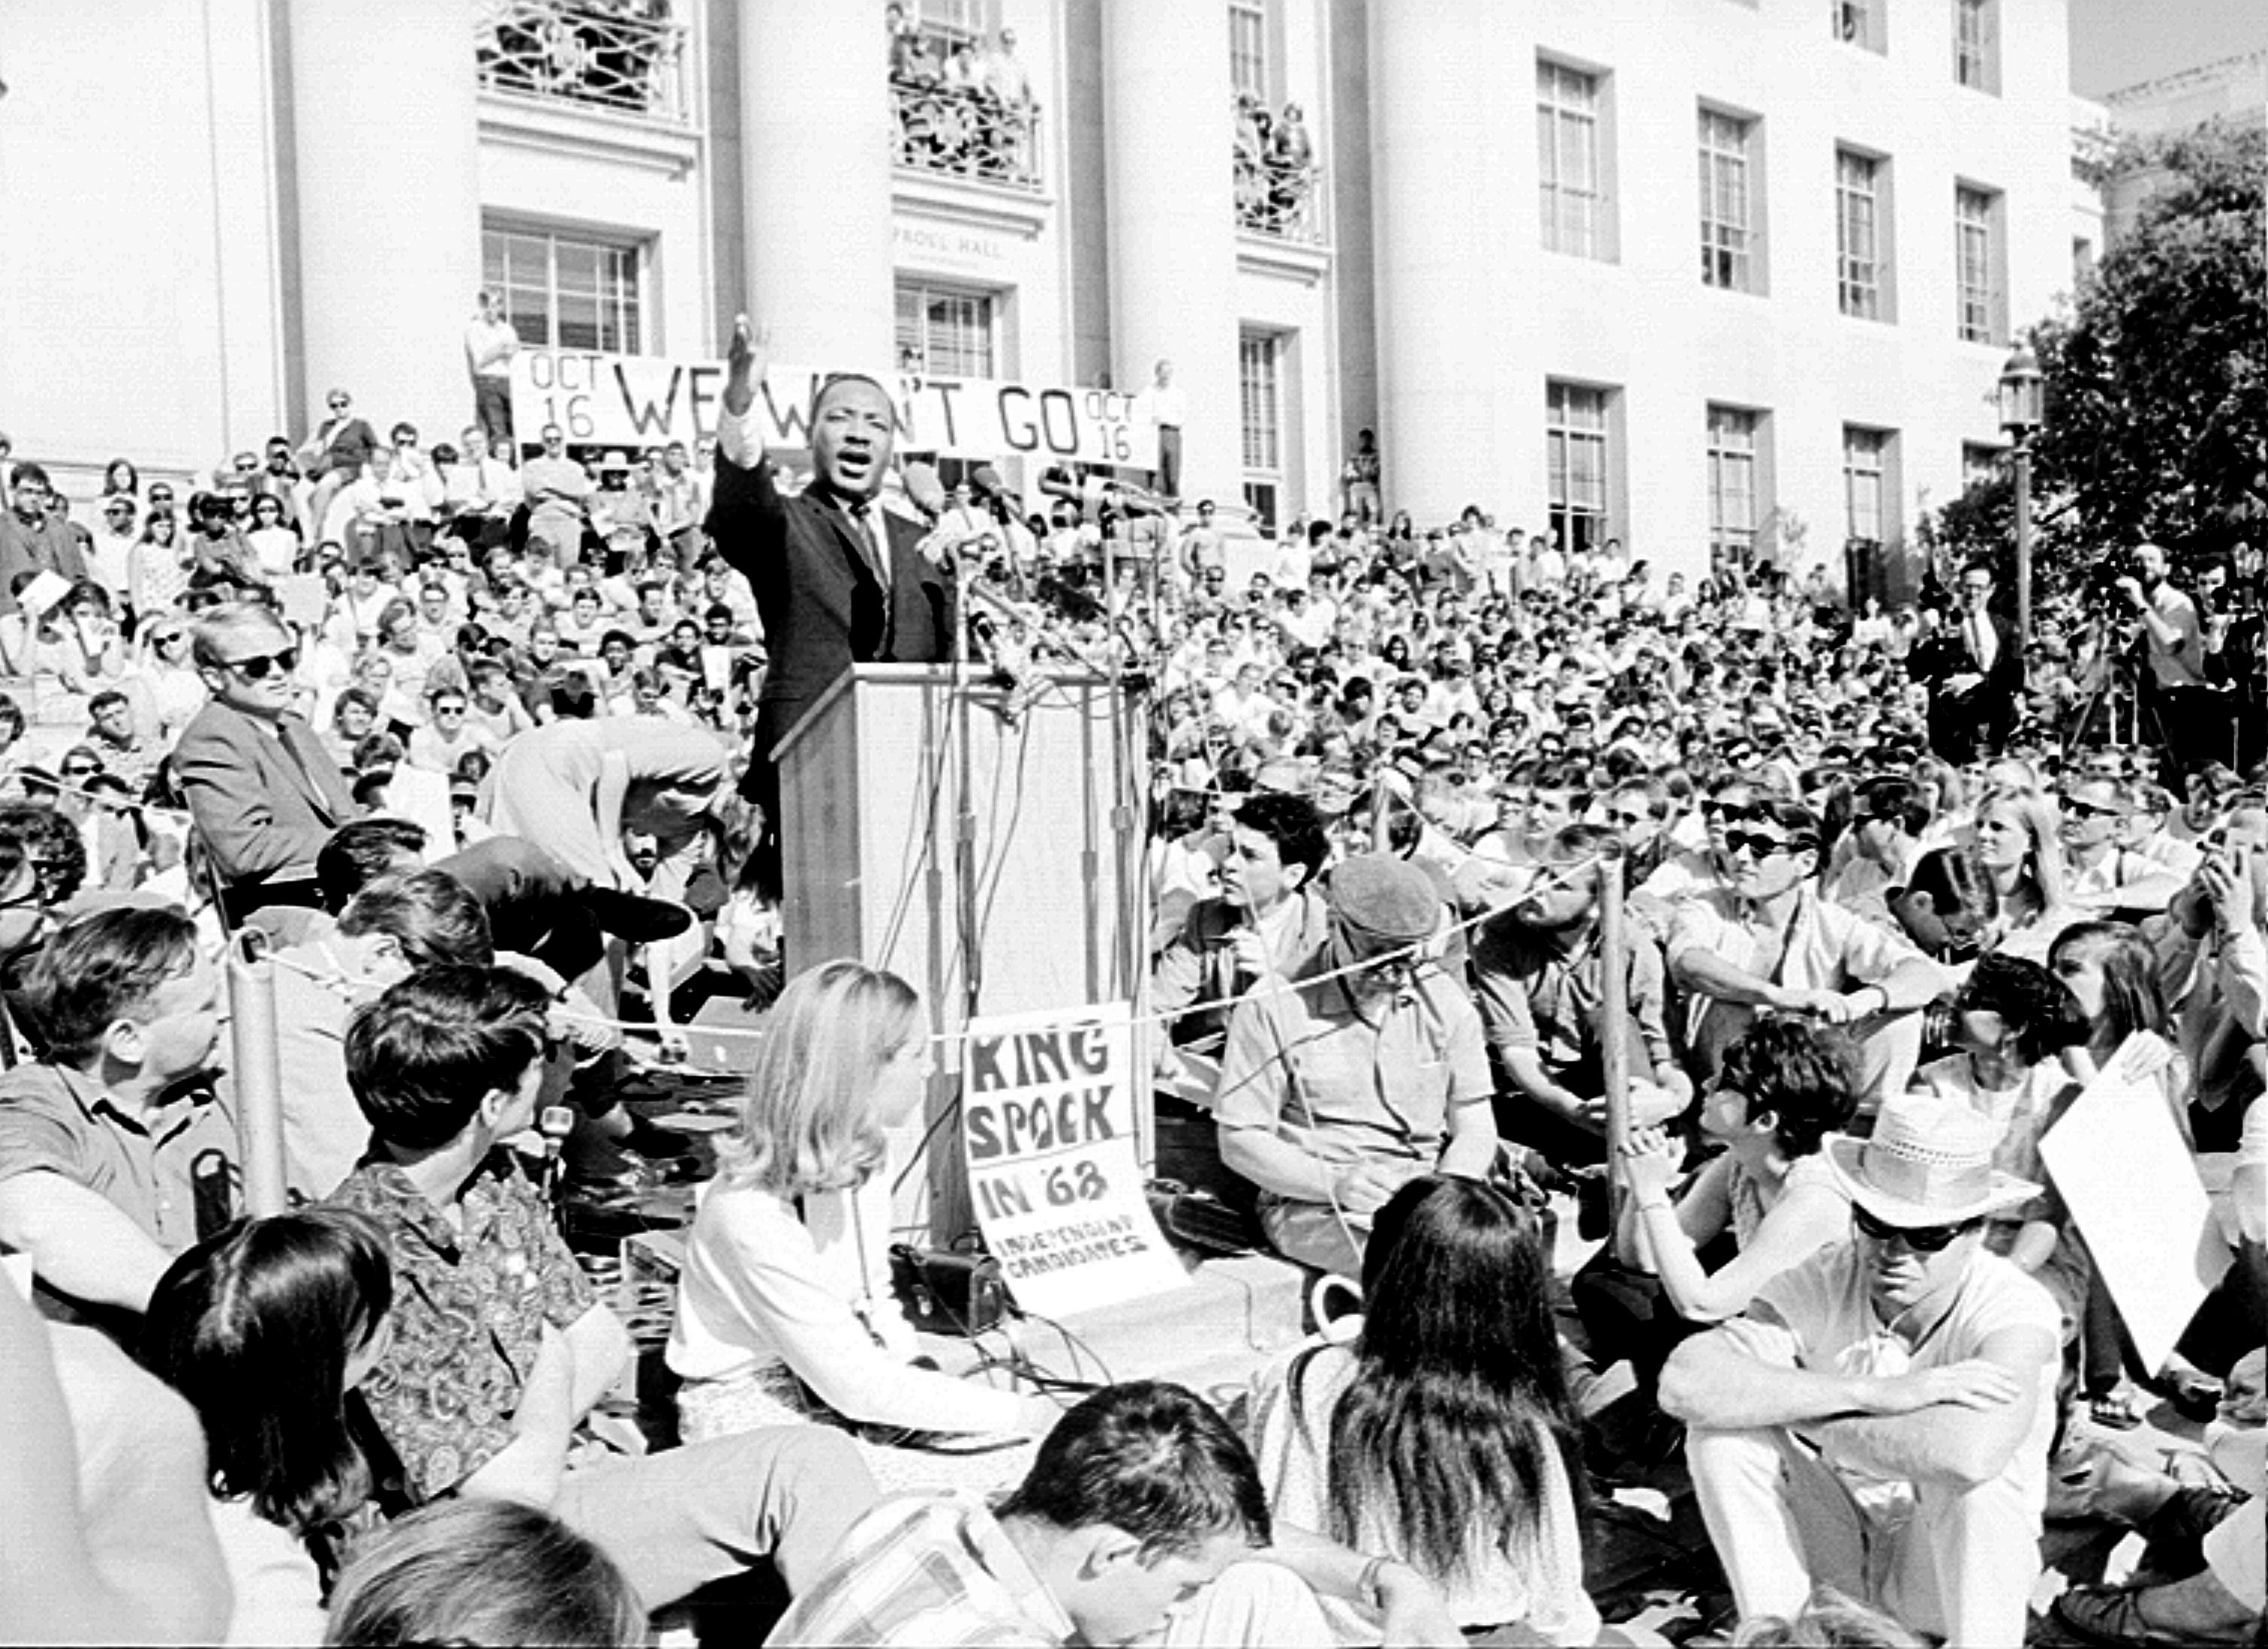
[{"x1": 707, "y1": 314, "x2": 955, "y2": 839}]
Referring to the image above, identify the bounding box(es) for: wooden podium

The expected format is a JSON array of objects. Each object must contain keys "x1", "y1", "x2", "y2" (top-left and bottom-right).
[{"x1": 774, "y1": 664, "x2": 1147, "y2": 1241}]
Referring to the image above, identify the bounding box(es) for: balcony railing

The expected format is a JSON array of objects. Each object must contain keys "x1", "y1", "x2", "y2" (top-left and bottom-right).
[
  {"x1": 475, "y1": 1, "x2": 691, "y2": 125},
  {"x1": 1235, "y1": 151, "x2": 1324, "y2": 242},
  {"x1": 891, "y1": 80, "x2": 1043, "y2": 191}
]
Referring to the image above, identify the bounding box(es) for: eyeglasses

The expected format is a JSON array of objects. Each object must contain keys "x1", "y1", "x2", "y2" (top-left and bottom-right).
[
  {"x1": 1723, "y1": 830, "x2": 1813, "y2": 860},
  {"x1": 60, "y1": 763, "x2": 101, "y2": 778},
  {"x1": 153, "y1": 631, "x2": 187, "y2": 647},
  {"x1": 1853, "y1": 1203, "x2": 1980, "y2": 1253},
  {"x1": 1609, "y1": 808, "x2": 1654, "y2": 828},
  {"x1": 2062, "y1": 799, "x2": 2122, "y2": 820},
  {"x1": 219, "y1": 646, "x2": 298, "y2": 681},
  {"x1": 1702, "y1": 801, "x2": 1751, "y2": 822}
]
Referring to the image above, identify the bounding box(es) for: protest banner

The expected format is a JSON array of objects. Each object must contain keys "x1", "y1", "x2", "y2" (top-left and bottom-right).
[
  {"x1": 513, "y1": 347, "x2": 1156, "y2": 471},
  {"x1": 961, "y1": 1002, "x2": 1184, "y2": 1320},
  {"x1": 2040, "y1": 1034, "x2": 2233, "y2": 1374}
]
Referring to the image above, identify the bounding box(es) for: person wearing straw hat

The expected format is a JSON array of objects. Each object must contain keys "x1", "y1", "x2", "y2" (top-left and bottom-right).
[
  {"x1": 1213, "y1": 852, "x2": 1496, "y2": 1276},
  {"x1": 1659, "y1": 1094, "x2": 2061, "y2": 1647}
]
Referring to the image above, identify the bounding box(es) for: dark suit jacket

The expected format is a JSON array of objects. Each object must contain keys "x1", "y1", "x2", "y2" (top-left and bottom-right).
[
  {"x1": 173, "y1": 700, "x2": 357, "y2": 886},
  {"x1": 1911, "y1": 614, "x2": 2021, "y2": 698},
  {"x1": 706, "y1": 450, "x2": 953, "y2": 759}
]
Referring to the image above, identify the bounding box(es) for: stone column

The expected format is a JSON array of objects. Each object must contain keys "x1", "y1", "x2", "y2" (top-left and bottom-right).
[
  {"x1": 1368, "y1": 2, "x2": 1520, "y2": 525},
  {"x1": 1101, "y1": 0, "x2": 1243, "y2": 510},
  {"x1": 288, "y1": 0, "x2": 483, "y2": 441},
  {"x1": 737, "y1": 0, "x2": 897, "y2": 378}
]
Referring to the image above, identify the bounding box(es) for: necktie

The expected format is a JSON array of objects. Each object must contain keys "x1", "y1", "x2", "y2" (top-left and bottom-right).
[{"x1": 845, "y1": 499, "x2": 891, "y2": 586}]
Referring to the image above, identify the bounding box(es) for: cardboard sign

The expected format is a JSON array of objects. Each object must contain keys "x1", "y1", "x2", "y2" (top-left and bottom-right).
[
  {"x1": 381, "y1": 765, "x2": 459, "y2": 865},
  {"x1": 513, "y1": 348, "x2": 1156, "y2": 471},
  {"x1": 2039, "y1": 1034, "x2": 2233, "y2": 1374},
  {"x1": 961, "y1": 1003, "x2": 1184, "y2": 1319}
]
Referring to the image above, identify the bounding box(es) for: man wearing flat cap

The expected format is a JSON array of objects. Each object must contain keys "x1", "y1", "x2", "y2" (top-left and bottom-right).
[
  {"x1": 1212, "y1": 852, "x2": 1498, "y2": 1274},
  {"x1": 1658, "y1": 1094, "x2": 2060, "y2": 1647}
]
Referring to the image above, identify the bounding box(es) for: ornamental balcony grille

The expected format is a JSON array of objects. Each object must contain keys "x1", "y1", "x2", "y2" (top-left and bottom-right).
[
  {"x1": 1235, "y1": 151, "x2": 1324, "y2": 242},
  {"x1": 475, "y1": 1, "x2": 691, "y2": 124},
  {"x1": 890, "y1": 80, "x2": 1044, "y2": 191}
]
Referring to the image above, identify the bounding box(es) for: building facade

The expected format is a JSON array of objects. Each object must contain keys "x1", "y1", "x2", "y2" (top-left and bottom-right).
[{"x1": 0, "y1": 0, "x2": 2084, "y2": 590}]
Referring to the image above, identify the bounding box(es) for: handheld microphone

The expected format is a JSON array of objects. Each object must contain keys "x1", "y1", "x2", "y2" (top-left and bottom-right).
[{"x1": 901, "y1": 460, "x2": 947, "y2": 521}]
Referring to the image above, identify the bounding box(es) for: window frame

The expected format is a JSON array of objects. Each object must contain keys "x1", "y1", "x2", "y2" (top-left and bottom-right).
[
  {"x1": 1545, "y1": 379, "x2": 1613, "y2": 556},
  {"x1": 1954, "y1": 0, "x2": 1998, "y2": 93},
  {"x1": 1238, "y1": 328, "x2": 1286, "y2": 537},
  {"x1": 1706, "y1": 405, "x2": 1762, "y2": 566},
  {"x1": 482, "y1": 222, "x2": 646, "y2": 355},
  {"x1": 1537, "y1": 59, "x2": 1607, "y2": 261},
  {"x1": 893, "y1": 278, "x2": 998, "y2": 379},
  {"x1": 1954, "y1": 182, "x2": 2002, "y2": 345},
  {"x1": 1228, "y1": 0, "x2": 1269, "y2": 101},
  {"x1": 1698, "y1": 106, "x2": 1756, "y2": 292},
  {"x1": 1836, "y1": 147, "x2": 1884, "y2": 321}
]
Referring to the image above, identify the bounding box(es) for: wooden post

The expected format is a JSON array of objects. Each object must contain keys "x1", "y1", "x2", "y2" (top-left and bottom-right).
[
  {"x1": 227, "y1": 942, "x2": 288, "y2": 1218},
  {"x1": 1596, "y1": 841, "x2": 1632, "y2": 1232}
]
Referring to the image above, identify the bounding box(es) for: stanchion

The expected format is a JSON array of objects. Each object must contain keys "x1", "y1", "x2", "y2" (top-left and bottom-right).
[
  {"x1": 1597, "y1": 839, "x2": 1632, "y2": 1234},
  {"x1": 227, "y1": 937, "x2": 288, "y2": 1218}
]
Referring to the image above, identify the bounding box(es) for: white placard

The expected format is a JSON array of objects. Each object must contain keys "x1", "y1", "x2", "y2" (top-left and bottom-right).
[
  {"x1": 2039, "y1": 1035, "x2": 2233, "y2": 1374},
  {"x1": 961, "y1": 1002, "x2": 1185, "y2": 1319},
  {"x1": 381, "y1": 765, "x2": 459, "y2": 864},
  {"x1": 514, "y1": 348, "x2": 1155, "y2": 471}
]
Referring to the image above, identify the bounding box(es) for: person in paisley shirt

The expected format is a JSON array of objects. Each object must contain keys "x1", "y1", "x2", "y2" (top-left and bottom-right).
[{"x1": 327, "y1": 964, "x2": 878, "y2": 1614}]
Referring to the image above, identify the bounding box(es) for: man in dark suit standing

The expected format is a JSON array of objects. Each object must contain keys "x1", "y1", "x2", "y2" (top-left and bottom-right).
[
  {"x1": 172, "y1": 601, "x2": 357, "y2": 919},
  {"x1": 706, "y1": 314, "x2": 953, "y2": 835},
  {"x1": 1912, "y1": 557, "x2": 2021, "y2": 765}
]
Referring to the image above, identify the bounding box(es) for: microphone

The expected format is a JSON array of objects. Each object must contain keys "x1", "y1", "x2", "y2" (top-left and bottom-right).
[
  {"x1": 1038, "y1": 465, "x2": 1167, "y2": 519},
  {"x1": 902, "y1": 460, "x2": 947, "y2": 521},
  {"x1": 968, "y1": 464, "x2": 1019, "y2": 516}
]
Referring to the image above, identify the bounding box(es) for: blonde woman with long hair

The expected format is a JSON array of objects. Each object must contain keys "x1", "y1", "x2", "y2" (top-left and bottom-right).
[
  {"x1": 667, "y1": 961, "x2": 1058, "y2": 1489},
  {"x1": 1973, "y1": 789, "x2": 2081, "y2": 964}
]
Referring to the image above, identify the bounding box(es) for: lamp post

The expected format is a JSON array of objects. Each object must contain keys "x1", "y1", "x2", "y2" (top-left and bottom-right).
[{"x1": 1998, "y1": 345, "x2": 2045, "y2": 672}]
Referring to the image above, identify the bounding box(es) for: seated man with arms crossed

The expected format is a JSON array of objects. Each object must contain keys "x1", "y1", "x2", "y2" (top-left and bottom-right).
[
  {"x1": 328, "y1": 964, "x2": 878, "y2": 1614},
  {"x1": 1659, "y1": 1095, "x2": 2060, "y2": 1647}
]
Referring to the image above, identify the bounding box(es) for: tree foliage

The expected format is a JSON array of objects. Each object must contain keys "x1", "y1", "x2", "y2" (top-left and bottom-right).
[{"x1": 2031, "y1": 118, "x2": 2268, "y2": 575}]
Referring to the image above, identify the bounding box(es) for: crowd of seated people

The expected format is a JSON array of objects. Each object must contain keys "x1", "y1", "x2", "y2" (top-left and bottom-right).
[{"x1": 0, "y1": 348, "x2": 2262, "y2": 1647}]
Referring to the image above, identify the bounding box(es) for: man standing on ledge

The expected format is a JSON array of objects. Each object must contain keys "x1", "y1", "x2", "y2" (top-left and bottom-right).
[{"x1": 706, "y1": 315, "x2": 954, "y2": 840}]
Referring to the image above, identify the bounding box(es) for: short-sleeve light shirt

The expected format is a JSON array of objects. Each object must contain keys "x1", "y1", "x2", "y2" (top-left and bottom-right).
[
  {"x1": 1723, "y1": 1242, "x2": 2059, "y2": 1515},
  {"x1": 1215, "y1": 964, "x2": 1492, "y2": 1170}
]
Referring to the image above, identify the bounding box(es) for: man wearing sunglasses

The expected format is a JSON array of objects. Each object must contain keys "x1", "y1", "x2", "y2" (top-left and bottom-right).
[
  {"x1": 171, "y1": 600, "x2": 354, "y2": 919},
  {"x1": 2059, "y1": 776, "x2": 2182, "y2": 916},
  {"x1": 1661, "y1": 1095, "x2": 2059, "y2": 1647},
  {"x1": 1668, "y1": 798, "x2": 1949, "y2": 1106}
]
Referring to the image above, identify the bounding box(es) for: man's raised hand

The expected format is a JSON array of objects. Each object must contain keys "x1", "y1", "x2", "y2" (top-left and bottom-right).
[{"x1": 722, "y1": 313, "x2": 772, "y2": 417}]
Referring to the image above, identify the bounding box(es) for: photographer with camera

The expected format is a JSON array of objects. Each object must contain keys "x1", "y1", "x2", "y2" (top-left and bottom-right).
[{"x1": 2119, "y1": 540, "x2": 2215, "y2": 776}]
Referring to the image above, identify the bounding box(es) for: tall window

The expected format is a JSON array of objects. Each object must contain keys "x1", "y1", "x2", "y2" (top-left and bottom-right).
[
  {"x1": 1698, "y1": 108, "x2": 1754, "y2": 290},
  {"x1": 1537, "y1": 61, "x2": 1603, "y2": 260},
  {"x1": 1546, "y1": 381, "x2": 1611, "y2": 555},
  {"x1": 1707, "y1": 406, "x2": 1760, "y2": 565},
  {"x1": 483, "y1": 225, "x2": 642, "y2": 352},
  {"x1": 1836, "y1": 149, "x2": 1883, "y2": 320},
  {"x1": 1955, "y1": 0, "x2": 1998, "y2": 91},
  {"x1": 1239, "y1": 330, "x2": 1284, "y2": 533},
  {"x1": 1228, "y1": 0, "x2": 1268, "y2": 100},
  {"x1": 1844, "y1": 426, "x2": 1887, "y2": 548},
  {"x1": 893, "y1": 281, "x2": 995, "y2": 378},
  {"x1": 1955, "y1": 185, "x2": 2001, "y2": 344}
]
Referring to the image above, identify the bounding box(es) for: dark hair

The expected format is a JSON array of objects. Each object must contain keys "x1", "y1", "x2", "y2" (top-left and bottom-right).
[
  {"x1": 24, "y1": 906, "x2": 200, "y2": 1065},
  {"x1": 337, "y1": 869, "x2": 493, "y2": 972},
  {"x1": 322, "y1": 1499, "x2": 643, "y2": 1647},
  {"x1": 140, "y1": 1211, "x2": 390, "y2": 1538},
  {"x1": 0, "y1": 695, "x2": 24, "y2": 742},
  {"x1": 86, "y1": 688, "x2": 130, "y2": 718},
  {"x1": 995, "y1": 1380, "x2": 1272, "y2": 1559},
  {"x1": 1230, "y1": 791, "x2": 1330, "y2": 886},
  {"x1": 345, "y1": 964, "x2": 550, "y2": 1149},
  {"x1": 2047, "y1": 920, "x2": 2170, "y2": 1050},
  {"x1": 1954, "y1": 951, "x2": 2092, "y2": 1065},
  {"x1": 1851, "y1": 775, "x2": 1929, "y2": 837},
  {"x1": 1328, "y1": 1176, "x2": 1578, "y2": 1586},
  {"x1": 316, "y1": 820, "x2": 430, "y2": 911},
  {"x1": 1716, "y1": 1017, "x2": 1859, "y2": 1159}
]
